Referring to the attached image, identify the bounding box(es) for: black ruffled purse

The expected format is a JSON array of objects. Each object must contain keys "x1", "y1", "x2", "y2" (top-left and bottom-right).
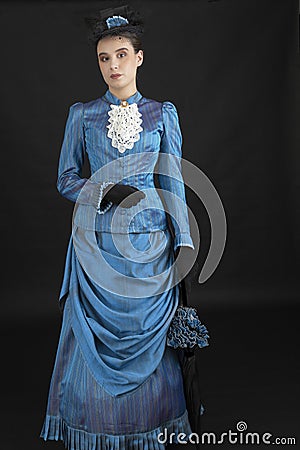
[{"x1": 167, "y1": 276, "x2": 210, "y2": 439}]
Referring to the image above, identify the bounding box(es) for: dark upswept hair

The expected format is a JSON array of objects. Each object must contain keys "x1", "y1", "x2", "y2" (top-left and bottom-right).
[{"x1": 84, "y1": 4, "x2": 145, "y2": 54}]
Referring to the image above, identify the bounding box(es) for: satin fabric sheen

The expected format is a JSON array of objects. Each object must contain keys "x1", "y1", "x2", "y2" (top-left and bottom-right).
[{"x1": 59, "y1": 226, "x2": 180, "y2": 396}]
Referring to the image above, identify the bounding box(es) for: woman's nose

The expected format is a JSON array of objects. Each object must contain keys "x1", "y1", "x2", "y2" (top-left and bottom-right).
[{"x1": 110, "y1": 58, "x2": 119, "y2": 69}]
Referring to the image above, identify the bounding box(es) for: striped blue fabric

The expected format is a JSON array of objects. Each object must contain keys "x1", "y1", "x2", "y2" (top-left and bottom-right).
[
  {"x1": 57, "y1": 89, "x2": 194, "y2": 252},
  {"x1": 40, "y1": 229, "x2": 197, "y2": 449},
  {"x1": 58, "y1": 227, "x2": 182, "y2": 396},
  {"x1": 40, "y1": 294, "x2": 192, "y2": 448},
  {"x1": 39, "y1": 89, "x2": 200, "y2": 450}
]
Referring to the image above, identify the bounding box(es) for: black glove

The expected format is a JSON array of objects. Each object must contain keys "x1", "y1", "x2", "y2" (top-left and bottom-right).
[
  {"x1": 174, "y1": 246, "x2": 200, "y2": 299},
  {"x1": 102, "y1": 183, "x2": 145, "y2": 208}
]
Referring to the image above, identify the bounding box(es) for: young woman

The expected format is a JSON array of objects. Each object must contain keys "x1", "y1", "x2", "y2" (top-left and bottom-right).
[{"x1": 40, "y1": 4, "x2": 201, "y2": 449}]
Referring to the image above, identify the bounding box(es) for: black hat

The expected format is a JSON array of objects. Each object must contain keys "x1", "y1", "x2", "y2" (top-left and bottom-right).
[{"x1": 84, "y1": 4, "x2": 144, "y2": 49}]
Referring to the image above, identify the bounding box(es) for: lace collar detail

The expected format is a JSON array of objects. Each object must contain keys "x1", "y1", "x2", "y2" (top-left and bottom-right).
[{"x1": 105, "y1": 94, "x2": 143, "y2": 153}]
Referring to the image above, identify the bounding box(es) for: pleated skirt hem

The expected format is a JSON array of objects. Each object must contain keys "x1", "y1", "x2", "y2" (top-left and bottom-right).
[{"x1": 40, "y1": 409, "x2": 192, "y2": 450}]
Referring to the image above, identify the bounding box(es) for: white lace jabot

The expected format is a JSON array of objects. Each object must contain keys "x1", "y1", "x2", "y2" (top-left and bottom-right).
[{"x1": 106, "y1": 101, "x2": 143, "y2": 153}]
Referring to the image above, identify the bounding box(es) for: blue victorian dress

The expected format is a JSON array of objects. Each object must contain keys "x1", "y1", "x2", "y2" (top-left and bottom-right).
[{"x1": 39, "y1": 89, "x2": 199, "y2": 449}]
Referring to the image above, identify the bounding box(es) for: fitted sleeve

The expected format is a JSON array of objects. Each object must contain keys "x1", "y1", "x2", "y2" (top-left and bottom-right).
[
  {"x1": 56, "y1": 102, "x2": 114, "y2": 214},
  {"x1": 157, "y1": 101, "x2": 195, "y2": 252}
]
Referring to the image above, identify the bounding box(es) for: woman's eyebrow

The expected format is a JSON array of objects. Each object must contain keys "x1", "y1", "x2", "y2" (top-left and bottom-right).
[{"x1": 98, "y1": 47, "x2": 129, "y2": 57}]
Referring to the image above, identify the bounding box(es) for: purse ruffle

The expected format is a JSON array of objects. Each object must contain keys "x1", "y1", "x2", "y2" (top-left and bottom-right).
[{"x1": 167, "y1": 306, "x2": 210, "y2": 349}]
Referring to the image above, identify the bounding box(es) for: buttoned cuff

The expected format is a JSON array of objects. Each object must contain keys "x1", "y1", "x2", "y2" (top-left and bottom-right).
[{"x1": 173, "y1": 233, "x2": 195, "y2": 253}]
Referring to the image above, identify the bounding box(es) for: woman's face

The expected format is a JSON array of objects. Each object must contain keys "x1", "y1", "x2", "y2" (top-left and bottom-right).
[{"x1": 97, "y1": 35, "x2": 143, "y2": 94}]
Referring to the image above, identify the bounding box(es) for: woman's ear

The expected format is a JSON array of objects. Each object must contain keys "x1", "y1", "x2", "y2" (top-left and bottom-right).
[{"x1": 137, "y1": 50, "x2": 143, "y2": 67}]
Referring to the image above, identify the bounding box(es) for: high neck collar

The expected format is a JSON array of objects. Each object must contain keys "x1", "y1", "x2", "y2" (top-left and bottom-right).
[{"x1": 103, "y1": 89, "x2": 143, "y2": 105}]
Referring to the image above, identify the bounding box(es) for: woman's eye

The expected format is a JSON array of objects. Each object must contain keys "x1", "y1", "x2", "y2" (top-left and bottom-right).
[{"x1": 100, "y1": 53, "x2": 126, "y2": 62}]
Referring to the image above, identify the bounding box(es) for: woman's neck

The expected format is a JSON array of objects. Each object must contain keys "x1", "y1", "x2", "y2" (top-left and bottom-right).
[{"x1": 109, "y1": 85, "x2": 137, "y2": 102}]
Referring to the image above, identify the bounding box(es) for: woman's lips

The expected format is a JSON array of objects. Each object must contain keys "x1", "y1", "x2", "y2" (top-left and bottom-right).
[{"x1": 111, "y1": 74, "x2": 122, "y2": 79}]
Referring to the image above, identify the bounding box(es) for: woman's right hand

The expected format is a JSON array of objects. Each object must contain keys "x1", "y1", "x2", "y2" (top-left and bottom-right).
[{"x1": 102, "y1": 183, "x2": 145, "y2": 208}]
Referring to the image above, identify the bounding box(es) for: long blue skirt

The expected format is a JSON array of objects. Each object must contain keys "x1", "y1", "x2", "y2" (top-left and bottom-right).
[{"x1": 40, "y1": 228, "x2": 193, "y2": 449}]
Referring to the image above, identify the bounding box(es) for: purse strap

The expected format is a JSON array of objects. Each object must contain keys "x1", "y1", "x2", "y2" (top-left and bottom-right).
[
  {"x1": 163, "y1": 210, "x2": 190, "y2": 309},
  {"x1": 179, "y1": 278, "x2": 188, "y2": 307}
]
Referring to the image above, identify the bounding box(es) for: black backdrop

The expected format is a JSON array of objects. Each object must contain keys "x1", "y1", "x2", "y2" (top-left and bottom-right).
[{"x1": 0, "y1": 1, "x2": 299, "y2": 449}]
